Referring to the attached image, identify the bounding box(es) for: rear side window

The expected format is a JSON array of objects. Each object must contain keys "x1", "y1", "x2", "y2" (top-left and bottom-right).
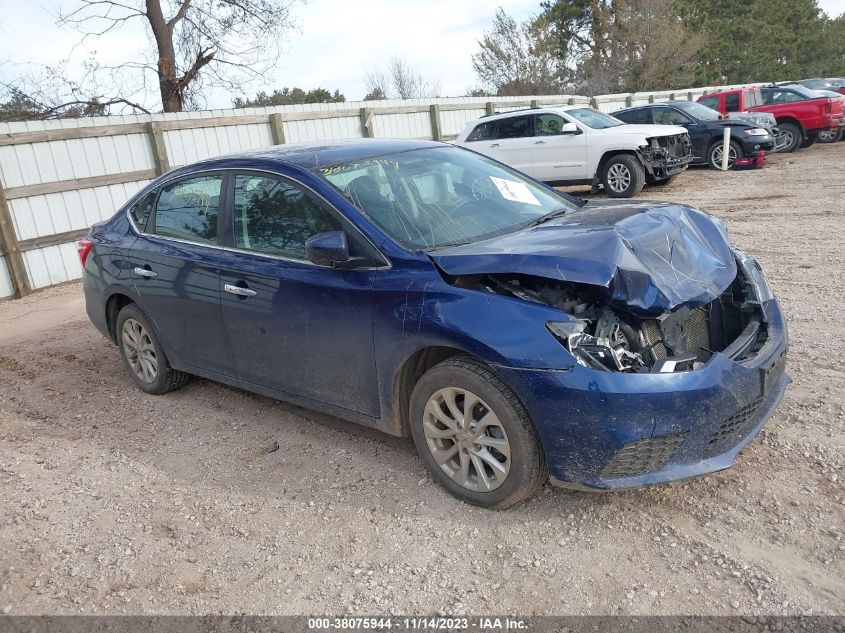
[
  {"x1": 494, "y1": 115, "x2": 533, "y2": 139},
  {"x1": 152, "y1": 174, "x2": 222, "y2": 245},
  {"x1": 699, "y1": 96, "x2": 719, "y2": 110},
  {"x1": 467, "y1": 121, "x2": 496, "y2": 142},
  {"x1": 615, "y1": 108, "x2": 650, "y2": 124},
  {"x1": 233, "y1": 174, "x2": 342, "y2": 260},
  {"x1": 128, "y1": 190, "x2": 157, "y2": 230},
  {"x1": 724, "y1": 94, "x2": 740, "y2": 112}
]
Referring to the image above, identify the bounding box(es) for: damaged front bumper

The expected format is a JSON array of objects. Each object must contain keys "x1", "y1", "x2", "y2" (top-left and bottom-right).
[
  {"x1": 639, "y1": 134, "x2": 694, "y2": 179},
  {"x1": 494, "y1": 297, "x2": 789, "y2": 490}
]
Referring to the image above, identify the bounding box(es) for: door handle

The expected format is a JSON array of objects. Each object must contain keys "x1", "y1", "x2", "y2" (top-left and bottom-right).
[
  {"x1": 534, "y1": 140, "x2": 547, "y2": 144},
  {"x1": 133, "y1": 266, "x2": 158, "y2": 278},
  {"x1": 490, "y1": 143, "x2": 501, "y2": 147},
  {"x1": 224, "y1": 283, "x2": 257, "y2": 297}
]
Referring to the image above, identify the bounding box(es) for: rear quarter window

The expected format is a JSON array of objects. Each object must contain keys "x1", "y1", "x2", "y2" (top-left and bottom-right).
[{"x1": 128, "y1": 190, "x2": 157, "y2": 230}]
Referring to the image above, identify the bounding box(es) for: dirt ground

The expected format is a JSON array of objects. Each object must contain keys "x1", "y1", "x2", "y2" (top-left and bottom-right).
[{"x1": 0, "y1": 143, "x2": 843, "y2": 617}]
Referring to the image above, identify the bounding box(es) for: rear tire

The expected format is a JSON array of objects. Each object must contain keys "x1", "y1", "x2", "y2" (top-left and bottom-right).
[
  {"x1": 409, "y1": 356, "x2": 546, "y2": 509},
  {"x1": 817, "y1": 128, "x2": 842, "y2": 143},
  {"x1": 777, "y1": 122, "x2": 803, "y2": 153},
  {"x1": 799, "y1": 133, "x2": 818, "y2": 149},
  {"x1": 116, "y1": 304, "x2": 189, "y2": 395},
  {"x1": 600, "y1": 154, "x2": 645, "y2": 198}
]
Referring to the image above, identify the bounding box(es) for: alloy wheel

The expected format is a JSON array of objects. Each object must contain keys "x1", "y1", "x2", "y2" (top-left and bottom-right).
[
  {"x1": 121, "y1": 318, "x2": 158, "y2": 383},
  {"x1": 711, "y1": 144, "x2": 738, "y2": 169},
  {"x1": 606, "y1": 163, "x2": 632, "y2": 193},
  {"x1": 781, "y1": 129, "x2": 795, "y2": 149},
  {"x1": 422, "y1": 387, "x2": 511, "y2": 492}
]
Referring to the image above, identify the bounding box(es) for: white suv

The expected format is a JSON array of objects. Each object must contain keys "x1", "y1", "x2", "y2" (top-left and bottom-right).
[{"x1": 455, "y1": 106, "x2": 693, "y2": 198}]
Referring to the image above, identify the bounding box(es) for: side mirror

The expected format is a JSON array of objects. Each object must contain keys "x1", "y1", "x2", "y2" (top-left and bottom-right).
[
  {"x1": 561, "y1": 122, "x2": 582, "y2": 135},
  {"x1": 305, "y1": 231, "x2": 350, "y2": 267}
]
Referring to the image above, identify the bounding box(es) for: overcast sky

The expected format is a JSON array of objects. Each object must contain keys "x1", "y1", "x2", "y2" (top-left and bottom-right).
[{"x1": 1, "y1": 0, "x2": 845, "y2": 110}]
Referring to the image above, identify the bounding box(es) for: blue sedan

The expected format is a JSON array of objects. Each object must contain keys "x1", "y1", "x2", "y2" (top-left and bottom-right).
[{"x1": 80, "y1": 139, "x2": 788, "y2": 508}]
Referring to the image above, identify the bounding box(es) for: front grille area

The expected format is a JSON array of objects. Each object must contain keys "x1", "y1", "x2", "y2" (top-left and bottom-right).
[
  {"x1": 601, "y1": 433, "x2": 687, "y2": 479},
  {"x1": 707, "y1": 396, "x2": 765, "y2": 455}
]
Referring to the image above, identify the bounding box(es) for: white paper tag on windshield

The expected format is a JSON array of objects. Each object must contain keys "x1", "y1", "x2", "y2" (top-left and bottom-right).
[{"x1": 489, "y1": 177, "x2": 541, "y2": 206}]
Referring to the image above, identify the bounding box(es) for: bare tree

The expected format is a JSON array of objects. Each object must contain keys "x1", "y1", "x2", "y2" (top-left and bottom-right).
[
  {"x1": 58, "y1": 0, "x2": 301, "y2": 112},
  {"x1": 472, "y1": 9, "x2": 565, "y2": 96},
  {"x1": 0, "y1": 61, "x2": 150, "y2": 121},
  {"x1": 362, "y1": 57, "x2": 440, "y2": 100}
]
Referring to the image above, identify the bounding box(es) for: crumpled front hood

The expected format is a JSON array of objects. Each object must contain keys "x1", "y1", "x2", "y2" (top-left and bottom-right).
[{"x1": 430, "y1": 200, "x2": 737, "y2": 315}]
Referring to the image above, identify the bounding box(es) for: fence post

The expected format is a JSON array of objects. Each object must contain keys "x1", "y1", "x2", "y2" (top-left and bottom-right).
[
  {"x1": 485, "y1": 102, "x2": 495, "y2": 116},
  {"x1": 429, "y1": 104, "x2": 442, "y2": 142},
  {"x1": 687, "y1": 91, "x2": 694, "y2": 102},
  {"x1": 147, "y1": 122, "x2": 170, "y2": 175},
  {"x1": 625, "y1": 94, "x2": 633, "y2": 107},
  {"x1": 567, "y1": 97, "x2": 575, "y2": 105},
  {"x1": 590, "y1": 97, "x2": 598, "y2": 109},
  {"x1": 269, "y1": 113, "x2": 286, "y2": 145},
  {"x1": 360, "y1": 107, "x2": 374, "y2": 138},
  {"x1": 648, "y1": 94, "x2": 655, "y2": 104},
  {"x1": 530, "y1": 99, "x2": 539, "y2": 109},
  {"x1": 0, "y1": 184, "x2": 31, "y2": 298}
]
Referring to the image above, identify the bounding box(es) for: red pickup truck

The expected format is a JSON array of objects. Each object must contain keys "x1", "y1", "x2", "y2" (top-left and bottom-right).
[{"x1": 698, "y1": 85, "x2": 845, "y2": 152}]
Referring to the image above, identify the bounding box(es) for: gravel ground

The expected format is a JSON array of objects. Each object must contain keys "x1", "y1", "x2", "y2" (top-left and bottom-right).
[{"x1": 0, "y1": 143, "x2": 843, "y2": 617}]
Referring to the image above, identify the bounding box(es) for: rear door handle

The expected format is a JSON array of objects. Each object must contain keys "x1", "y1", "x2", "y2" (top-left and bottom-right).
[
  {"x1": 490, "y1": 143, "x2": 501, "y2": 147},
  {"x1": 133, "y1": 266, "x2": 157, "y2": 278},
  {"x1": 224, "y1": 283, "x2": 257, "y2": 297},
  {"x1": 534, "y1": 140, "x2": 547, "y2": 144}
]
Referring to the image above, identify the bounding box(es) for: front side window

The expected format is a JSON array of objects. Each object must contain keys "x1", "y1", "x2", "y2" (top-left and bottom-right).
[
  {"x1": 152, "y1": 174, "x2": 222, "y2": 244},
  {"x1": 653, "y1": 108, "x2": 691, "y2": 126},
  {"x1": 315, "y1": 146, "x2": 577, "y2": 250},
  {"x1": 129, "y1": 190, "x2": 157, "y2": 229},
  {"x1": 535, "y1": 113, "x2": 568, "y2": 135},
  {"x1": 233, "y1": 174, "x2": 342, "y2": 260},
  {"x1": 494, "y1": 115, "x2": 533, "y2": 139}
]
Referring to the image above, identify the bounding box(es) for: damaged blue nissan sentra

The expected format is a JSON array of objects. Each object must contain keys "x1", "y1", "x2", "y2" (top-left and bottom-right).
[{"x1": 80, "y1": 139, "x2": 788, "y2": 509}]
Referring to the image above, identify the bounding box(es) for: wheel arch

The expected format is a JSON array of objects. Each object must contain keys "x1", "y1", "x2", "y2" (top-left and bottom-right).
[
  {"x1": 775, "y1": 116, "x2": 804, "y2": 135},
  {"x1": 105, "y1": 292, "x2": 137, "y2": 343},
  {"x1": 595, "y1": 149, "x2": 643, "y2": 178}
]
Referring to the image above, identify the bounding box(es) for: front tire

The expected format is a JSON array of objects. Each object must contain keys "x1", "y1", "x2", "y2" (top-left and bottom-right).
[
  {"x1": 707, "y1": 139, "x2": 742, "y2": 170},
  {"x1": 116, "y1": 304, "x2": 189, "y2": 395},
  {"x1": 601, "y1": 154, "x2": 645, "y2": 198},
  {"x1": 409, "y1": 357, "x2": 546, "y2": 509}
]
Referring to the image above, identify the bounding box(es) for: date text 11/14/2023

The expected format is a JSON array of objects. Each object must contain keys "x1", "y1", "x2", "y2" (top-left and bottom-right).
[{"x1": 307, "y1": 617, "x2": 528, "y2": 630}]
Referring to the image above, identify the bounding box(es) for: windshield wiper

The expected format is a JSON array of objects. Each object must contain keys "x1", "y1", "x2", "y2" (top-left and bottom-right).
[{"x1": 522, "y1": 206, "x2": 572, "y2": 229}]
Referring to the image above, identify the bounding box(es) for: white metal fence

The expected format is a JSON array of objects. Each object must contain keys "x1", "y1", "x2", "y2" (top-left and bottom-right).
[{"x1": 0, "y1": 83, "x2": 763, "y2": 299}]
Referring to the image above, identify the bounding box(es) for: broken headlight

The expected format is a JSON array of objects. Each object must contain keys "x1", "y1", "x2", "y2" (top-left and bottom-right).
[
  {"x1": 734, "y1": 249, "x2": 774, "y2": 302},
  {"x1": 547, "y1": 320, "x2": 645, "y2": 372}
]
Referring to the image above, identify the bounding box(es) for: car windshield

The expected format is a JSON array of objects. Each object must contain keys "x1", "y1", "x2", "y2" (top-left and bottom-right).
[
  {"x1": 314, "y1": 146, "x2": 578, "y2": 250},
  {"x1": 674, "y1": 101, "x2": 722, "y2": 121},
  {"x1": 566, "y1": 108, "x2": 623, "y2": 129}
]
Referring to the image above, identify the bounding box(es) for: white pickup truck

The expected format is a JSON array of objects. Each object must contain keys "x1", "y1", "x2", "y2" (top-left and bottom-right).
[{"x1": 454, "y1": 106, "x2": 693, "y2": 198}]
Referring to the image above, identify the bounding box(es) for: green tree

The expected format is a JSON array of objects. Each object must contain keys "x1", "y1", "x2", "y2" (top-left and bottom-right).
[{"x1": 233, "y1": 87, "x2": 345, "y2": 108}]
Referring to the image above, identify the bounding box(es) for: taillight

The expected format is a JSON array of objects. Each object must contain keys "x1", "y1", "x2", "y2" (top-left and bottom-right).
[{"x1": 77, "y1": 239, "x2": 93, "y2": 266}]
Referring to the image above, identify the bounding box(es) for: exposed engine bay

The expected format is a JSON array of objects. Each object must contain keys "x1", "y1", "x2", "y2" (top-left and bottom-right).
[{"x1": 450, "y1": 262, "x2": 767, "y2": 374}]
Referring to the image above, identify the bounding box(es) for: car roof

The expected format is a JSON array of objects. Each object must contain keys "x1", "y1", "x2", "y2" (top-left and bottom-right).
[
  {"x1": 475, "y1": 105, "x2": 588, "y2": 122},
  {"x1": 614, "y1": 100, "x2": 693, "y2": 113},
  {"x1": 178, "y1": 139, "x2": 444, "y2": 171}
]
